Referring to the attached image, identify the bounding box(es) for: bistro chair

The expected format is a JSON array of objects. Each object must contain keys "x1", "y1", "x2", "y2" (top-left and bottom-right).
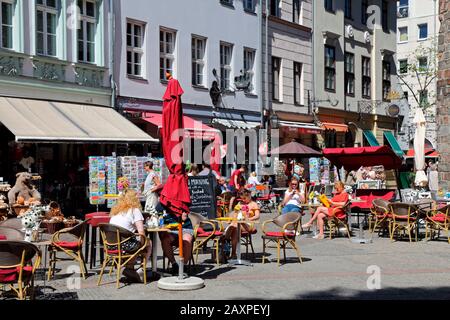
[
  {"x1": 261, "y1": 212, "x2": 302, "y2": 266},
  {"x1": 255, "y1": 185, "x2": 275, "y2": 213},
  {"x1": 47, "y1": 219, "x2": 89, "y2": 281},
  {"x1": 388, "y1": 203, "x2": 419, "y2": 243},
  {"x1": 217, "y1": 192, "x2": 232, "y2": 218},
  {"x1": 0, "y1": 241, "x2": 41, "y2": 300},
  {"x1": 97, "y1": 223, "x2": 148, "y2": 288},
  {"x1": 369, "y1": 199, "x2": 391, "y2": 236},
  {"x1": 0, "y1": 227, "x2": 25, "y2": 241},
  {"x1": 425, "y1": 204, "x2": 450, "y2": 243},
  {"x1": 190, "y1": 212, "x2": 223, "y2": 266},
  {"x1": 327, "y1": 200, "x2": 352, "y2": 240}
]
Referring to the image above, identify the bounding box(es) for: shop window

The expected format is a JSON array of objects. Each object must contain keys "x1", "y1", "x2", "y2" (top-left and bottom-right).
[{"x1": 324, "y1": 129, "x2": 337, "y2": 148}]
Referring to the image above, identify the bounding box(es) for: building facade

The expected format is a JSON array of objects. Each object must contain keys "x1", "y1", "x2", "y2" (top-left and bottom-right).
[
  {"x1": 396, "y1": 0, "x2": 439, "y2": 151},
  {"x1": 312, "y1": 0, "x2": 403, "y2": 154}
]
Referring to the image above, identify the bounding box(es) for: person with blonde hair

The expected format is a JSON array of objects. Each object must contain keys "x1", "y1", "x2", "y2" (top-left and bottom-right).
[
  {"x1": 109, "y1": 189, "x2": 152, "y2": 282},
  {"x1": 301, "y1": 181, "x2": 349, "y2": 239}
]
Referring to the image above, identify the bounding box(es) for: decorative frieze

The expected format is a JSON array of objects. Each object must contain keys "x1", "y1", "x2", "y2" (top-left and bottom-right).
[
  {"x1": 74, "y1": 66, "x2": 105, "y2": 87},
  {"x1": 31, "y1": 60, "x2": 65, "y2": 81},
  {"x1": 0, "y1": 55, "x2": 23, "y2": 77}
]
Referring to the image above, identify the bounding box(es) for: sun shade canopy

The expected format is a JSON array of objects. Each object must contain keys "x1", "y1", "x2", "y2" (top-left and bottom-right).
[
  {"x1": 271, "y1": 141, "x2": 322, "y2": 156},
  {"x1": 0, "y1": 97, "x2": 157, "y2": 143},
  {"x1": 363, "y1": 130, "x2": 380, "y2": 146},
  {"x1": 322, "y1": 146, "x2": 403, "y2": 171},
  {"x1": 383, "y1": 131, "x2": 404, "y2": 158}
]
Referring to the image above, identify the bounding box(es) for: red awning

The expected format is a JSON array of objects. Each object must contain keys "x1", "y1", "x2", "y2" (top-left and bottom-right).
[
  {"x1": 322, "y1": 122, "x2": 348, "y2": 132},
  {"x1": 323, "y1": 146, "x2": 402, "y2": 170},
  {"x1": 142, "y1": 112, "x2": 218, "y2": 140},
  {"x1": 405, "y1": 148, "x2": 439, "y2": 158}
]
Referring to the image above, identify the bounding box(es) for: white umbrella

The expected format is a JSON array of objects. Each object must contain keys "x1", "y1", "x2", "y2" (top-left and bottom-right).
[{"x1": 413, "y1": 108, "x2": 427, "y2": 187}]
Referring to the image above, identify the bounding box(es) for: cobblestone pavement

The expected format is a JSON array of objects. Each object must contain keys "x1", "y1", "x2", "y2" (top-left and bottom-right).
[{"x1": 7, "y1": 210, "x2": 450, "y2": 300}]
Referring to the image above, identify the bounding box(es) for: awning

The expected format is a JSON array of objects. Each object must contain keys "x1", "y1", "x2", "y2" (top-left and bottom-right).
[
  {"x1": 212, "y1": 118, "x2": 260, "y2": 130},
  {"x1": 323, "y1": 146, "x2": 402, "y2": 171},
  {"x1": 142, "y1": 112, "x2": 219, "y2": 140},
  {"x1": 405, "y1": 148, "x2": 439, "y2": 158},
  {"x1": 279, "y1": 121, "x2": 323, "y2": 134},
  {"x1": 0, "y1": 97, "x2": 157, "y2": 143},
  {"x1": 383, "y1": 131, "x2": 404, "y2": 157},
  {"x1": 322, "y1": 122, "x2": 348, "y2": 132},
  {"x1": 363, "y1": 130, "x2": 380, "y2": 146}
]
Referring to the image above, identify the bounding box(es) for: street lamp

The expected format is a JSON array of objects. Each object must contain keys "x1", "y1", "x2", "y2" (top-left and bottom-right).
[{"x1": 270, "y1": 113, "x2": 279, "y2": 129}]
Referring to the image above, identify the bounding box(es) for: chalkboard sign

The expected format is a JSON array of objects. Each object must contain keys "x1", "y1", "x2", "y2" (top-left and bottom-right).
[{"x1": 188, "y1": 175, "x2": 217, "y2": 219}]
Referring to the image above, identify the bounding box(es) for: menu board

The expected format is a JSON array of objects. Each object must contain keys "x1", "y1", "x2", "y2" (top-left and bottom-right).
[
  {"x1": 89, "y1": 157, "x2": 106, "y2": 205},
  {"x1": 188, "y1": 175, "x2": 217, "y2": 219},
  {"x1": 105, "y1": 157, "x2": 117, "y2": 208}
]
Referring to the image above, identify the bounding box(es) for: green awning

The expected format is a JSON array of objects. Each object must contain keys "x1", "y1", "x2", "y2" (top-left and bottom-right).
[
  {"x1": 363, "y1": 130, "x2": 380, "y2": 146},
  {"x1": 383, "y1": 131, "x2": 404, "y2": 158}
]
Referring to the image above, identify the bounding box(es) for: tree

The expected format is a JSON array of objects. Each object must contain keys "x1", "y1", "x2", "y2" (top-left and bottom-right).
[{"x1": 396, "y1": 39, "x2": 438, "y2": 111}]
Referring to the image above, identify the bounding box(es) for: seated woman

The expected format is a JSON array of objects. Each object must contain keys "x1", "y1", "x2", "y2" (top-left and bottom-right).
[
  {"x1": 222, "y1": 189, "x2": 260, "y2": 260},
  {"x1": 301, "y1": 181, "x2": 349, "y2": 240},
  {"x1": 109, "y1": 189, "x2": 152, "y2": 282},
  {"x1": 281, "y1": 177, "x2": 305, "y2": 215}
]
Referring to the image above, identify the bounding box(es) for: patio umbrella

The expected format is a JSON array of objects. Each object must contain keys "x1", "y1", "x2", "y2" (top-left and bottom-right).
[
  {"x1": 413, "y1": 108, "x2": 428, "y2": 187},
  {"x1": 271, "y1": 141, "x2": 321, "y2": 158},
  {"x1": 159, "y1": 77, "x2": 191, "y2": 217}
]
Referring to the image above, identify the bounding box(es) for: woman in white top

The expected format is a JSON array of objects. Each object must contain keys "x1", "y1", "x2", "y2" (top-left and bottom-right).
[
  {"x1": 281, "y1": 177, "x2": 305, "y2": 215},
  {"x1": 110, "y1": 189, "x2": 151, "y2": 281},
  {"x1": 143, "y1": 161, "x2": 161, "y2": 212}
]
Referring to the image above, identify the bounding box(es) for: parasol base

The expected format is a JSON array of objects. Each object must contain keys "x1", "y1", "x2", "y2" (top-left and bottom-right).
[
  {"x1": 350, "y1": 237, "x2": 372, "y2": 244},
  {"x1": 228, "y1": 259, "x2": 252, "y2": 266},
  {"x1": 157, "y1": 276, "x2": 205, "y2": 291}
]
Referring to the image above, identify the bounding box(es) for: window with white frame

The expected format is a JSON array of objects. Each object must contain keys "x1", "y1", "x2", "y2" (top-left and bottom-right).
[
  {"x1": 36, "y1": 0, "x2": 58, "y2": 57},
  {"x1": 398, "y1": 26, "x2": 408, "y2": 42},
  {"x1": 418, "y1": 56, "x2": 428, "y2": 72},
  {"x1": 243, "y1": 0, "x2": 254, "y2": 12},
  {"x1": 160, "y1": 28, "x2": 176, "y2": 81},
  {"x1": 191, "y1": 35, "x2": 206, "y2": 86},
  {"x1": 126, "y1": 20, "x2": 144, "y2": 77},
  {"x1": 345, "y1": 52, "x2": 355, "y2": 96},
  {"x1": 272, "y1": 56, "x2": 281, "y2": 101},
  {"x1": 399, "y1": 59, "x2": 408, "y2": 74},
  {"x1": 293, "y1": 0, "x2": 302, "y2": 24},
  {"x1": 324, "y1": 45, "x2": 335, "y2": 92},
  {"x1": 243, "y1": 48, "x2": 255, "y2": 93},
  {"x1": 362, "y1": 56, "x2": 371, "y2": 98},
  {"x1": 270, "y1": 0, "x2": 281, "y2": 17},
  {"x1": 0, "y1": 0, "x2": 13, "y2": 49},
  {"x1": 293, "y1": 62, "x2": 303, "y2": 105},
  {"x1": 220, "y1": 42, "x2": 233, "y2": 91},
  {"x1": 418, "y1": 23, "x2": 428, "y2": 40},
  {"x1": 77, "y1": 0, "x2": 97, "y2": 63}
]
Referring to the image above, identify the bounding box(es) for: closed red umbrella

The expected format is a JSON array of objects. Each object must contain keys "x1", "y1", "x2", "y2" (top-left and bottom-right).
[{"x1": 159, "y1": 77, "x2": 191, "y2": 217}]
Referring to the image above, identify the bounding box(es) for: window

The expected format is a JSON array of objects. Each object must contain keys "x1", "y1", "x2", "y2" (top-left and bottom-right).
[
  {"x1": 160, "y1": 28, "x2": 176, "y2": 81},
  {"x1": 324, "y1": 0, "x2": 333, "y2": 12},
  {"x1": 293, "y1": 0, "x2": 301, "y2": 24},
  {"x1": 419, "y1": 90, "x2": 428, "y2": 105},
  {"x1": 399, "y1": 59, "x2": 408, "y2": 74},
  {"x1": 418, "y1": 23, "x2": 428, "y2": 40},
  {"x1": 418, "y1": 57, "x2": 428, "y2": 72},
  {"x1": 361, "y1": 0, "x2": 369, "y2": 25},
  {"x1": 36, "y1": 0, "x2": 58, "y2": 57},
  {"x1": 272, "y1": 56, "x2": 281, "y2": 101},
  {"x1": 293, "y1": 62, "x2": 302, "y2": 105},
  {"x1": 324, "y1": 45, "x2": 335, "y2": 92},
  {"x1": 77, "y1": 0, "x2": 96, "y2": 63},
  {"x1": 345, "y1": 52, "x2": 355, "y2": 96},
  {"x1": 382, "y1": 60, "x2": 391, "y2": 101},
  {"x1": 398, "y1": 27, "x2": 408, "y2": 42},
  {"x1": 403, "y1": 91, "x2": 408, "y2": 101},
  {"x1": 192, "y1": 36, "x2": 206, "y2": 86},
  {"x1": 0, "y1": 1, "x2": 13, "y2": 49},
  {"x1": 243, "y1": 0, "x2": 254, "y2": 12},
  {"x1": 362, "y1": 56, "x2": 371, "y2": 98},
  {"x1": 398, "y1": 0, "x2": 409, "y2": 18},
  {"x1": 126, "y1": 21, "x2": 144, "y2": 77},
  {"x1": 244, "y1": 48, "x2": 255, "y2": 93},
  {"x1": 270, "y1": 0, "x2": 281, "y2": 17},
  {"x1": 345, "y1": 0, "x2": 352, "y2": 19},
  {"x1": 382, "y1": 0, "x2": 388, "y2": 31},
  {"x1": 220, "y1": 42, "x2": 233, "y2": 90}
]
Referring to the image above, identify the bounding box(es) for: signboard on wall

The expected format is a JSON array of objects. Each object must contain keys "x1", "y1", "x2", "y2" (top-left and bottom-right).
[{"x1": 187, "y1": 175, "x2": 217, "y2": 219}]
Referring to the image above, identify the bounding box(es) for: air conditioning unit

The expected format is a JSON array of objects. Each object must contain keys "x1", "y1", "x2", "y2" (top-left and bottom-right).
[
  {"x1": 346, "y1": 25, "x2": 354, "y2": 38},
  {"x1": 397, "y1": 6, "x2": 409, "y2": 18}
]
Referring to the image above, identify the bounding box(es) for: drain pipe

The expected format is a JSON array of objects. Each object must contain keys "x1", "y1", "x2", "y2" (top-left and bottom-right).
[
  {"x1": 259, "y1": 0, "x2": 264, "y2": 128},
  {"x1": 109, "y1": 0, "x2": 117, "y2": 110}
]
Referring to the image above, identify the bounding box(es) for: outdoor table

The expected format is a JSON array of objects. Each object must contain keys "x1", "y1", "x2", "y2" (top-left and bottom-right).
[
  {"x1": 215, "y1": 218, "x2": 260, "y2": 267},
  {"x1": 84, "y1": 212, "x2": 110, "y2": 269},
  {"x1": 145, "y1": 227, "x2": 169, "y2": 273},
  {"x1": 349, "y1": 199, "x2": 371, "y2": 244}
]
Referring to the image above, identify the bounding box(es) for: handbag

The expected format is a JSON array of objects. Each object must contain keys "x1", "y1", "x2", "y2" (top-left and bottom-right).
[{"x1": 108, "y1": 237, "x2": 141, "y2": 253}]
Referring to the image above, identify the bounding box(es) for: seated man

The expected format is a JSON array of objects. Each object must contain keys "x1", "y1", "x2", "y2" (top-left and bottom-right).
[{"x1": 156, "y1": 202, "x2": 193, "y2": 276}]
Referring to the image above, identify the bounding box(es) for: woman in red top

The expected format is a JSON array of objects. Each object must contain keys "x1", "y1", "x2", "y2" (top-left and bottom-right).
[{"x1": 302, "y1": 181, "x2": 349, "y2": 239}]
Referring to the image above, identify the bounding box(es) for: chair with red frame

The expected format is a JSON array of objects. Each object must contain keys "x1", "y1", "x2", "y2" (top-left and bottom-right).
[
  {"x1": 47, "y1": 219, "x2": 90, "y2": 281},
  {"x1": 388, "y1": 203, "x2": 419, "y2": 242},
  {"x1": 255, "y1": 184, "x2": 275, "y2": 213},
  {"x1": 368, "y1": 198, "x2": 391, "y2": 236},
  {"x1": 84, "y1": 212, "x2": 110, "y2": 269},
  {"x1": 0, "y1": 241, "x2": 41, "y2": 300}
]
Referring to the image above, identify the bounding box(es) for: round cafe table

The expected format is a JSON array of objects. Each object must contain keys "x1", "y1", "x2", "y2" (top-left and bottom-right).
[{"x1": 146, "y1": 227, "x2": 169, "y2": 273}]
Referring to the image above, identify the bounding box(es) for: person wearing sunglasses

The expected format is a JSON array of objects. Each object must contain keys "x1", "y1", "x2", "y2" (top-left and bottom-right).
[{"x1": 281, "y1": 177, "x2": 305, "y2": 215}]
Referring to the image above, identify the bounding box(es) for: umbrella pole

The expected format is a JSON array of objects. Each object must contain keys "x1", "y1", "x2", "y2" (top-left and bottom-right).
[{"x1": 177, "y1": 221, "x2": 185, "y2": 280}]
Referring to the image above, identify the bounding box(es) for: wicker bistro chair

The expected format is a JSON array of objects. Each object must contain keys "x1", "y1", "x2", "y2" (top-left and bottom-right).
[
  {"x1": 425, "y1": 204, "x2": 450, "y2": 243},
  {"x1": 47, "y1": 219, "x2": 89, "y2": 281},
  {"x1": 0, "y1": 227, "x2": 24, "y2": 241},
  {"x1": 261, "y1": 212, "x2": 303, "y2": 266},
  {"x1": 190, "y1": 212, "x2": 223, "y2": 266},
  {"x1": 97, "y1": 223, "x2": 148, "y2": 288},
  {"x1": 327, "y1": 200, "x2": 352, "y2": 240},
  {"x1": 0, "y1": 241, "x2": 41, "y2": 300},
  {"x1": 388, "y1": 203, "x2": 419, "y2": 242},
  {"x1": 369, "y1": 199, "x2": 391, "y2": 235},
  {"x1": 217, "y1": 192, "x2": 232, "y2": 218}
]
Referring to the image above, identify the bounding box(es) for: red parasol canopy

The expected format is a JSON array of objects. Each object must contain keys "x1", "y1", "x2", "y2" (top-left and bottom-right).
[
  {"x1": 322, "y1": 146, "x2": 402, "y2": 171},
  {"x1": 159, "y1": 78, "x2": 191, "y2": 217},
  {"x1": 271, "y1": 141, "x2": 321, "y2": 157}
]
